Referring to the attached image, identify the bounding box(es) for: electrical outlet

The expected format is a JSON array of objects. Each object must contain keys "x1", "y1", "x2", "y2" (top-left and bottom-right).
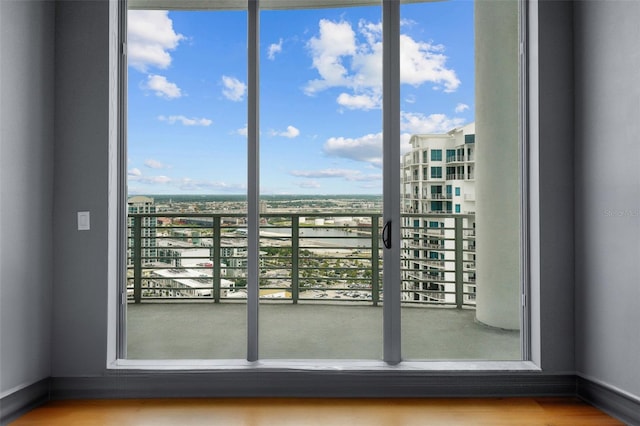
[{"x1": 78, "y1": 211, "x2": 90, "y2": 231}]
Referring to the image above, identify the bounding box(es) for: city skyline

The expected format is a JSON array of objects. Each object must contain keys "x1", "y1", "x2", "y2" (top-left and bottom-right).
[{"x1": 127, "y1": 1, "x2": 474, "y2": 195}]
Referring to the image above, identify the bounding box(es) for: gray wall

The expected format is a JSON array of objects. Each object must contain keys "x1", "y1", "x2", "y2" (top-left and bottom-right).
[
  {"x1": 52, "y1": 0, "x2": 111, "y2": 377},
  {"x1": 0, "y1": 0, "x2": 55, "y2": 396},
  {"x1": 574, "y1": 1, "x2": 640, "y2": 399}
]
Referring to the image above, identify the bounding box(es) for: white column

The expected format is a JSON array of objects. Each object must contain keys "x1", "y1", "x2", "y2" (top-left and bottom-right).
[{"x1": 475, "y1": 0, "x2": 520, "y2": 330}]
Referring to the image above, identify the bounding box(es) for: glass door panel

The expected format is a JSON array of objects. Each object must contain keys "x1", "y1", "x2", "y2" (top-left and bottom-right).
[
  {"x1": 259, "y1": 3, "x2": 383, "y2": 359},
  {"x1": 399, "y1": 0, "x2": 522, "y2": 360},
  {"x1": 126, "y1": 7, "x2": 248, "y2": 359}
]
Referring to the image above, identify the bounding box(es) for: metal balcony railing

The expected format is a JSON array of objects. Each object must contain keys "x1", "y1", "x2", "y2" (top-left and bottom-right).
[
  {"x1": 128, "y1": 213, "x2": 476, "y2": 309},
  {"x1": 446, "y1": 173, "x2": 465, "y2": 180},
  {"x1": 424, "y1": 193, "x2": 452, "y2": 200},
  {"x1": 446, "y1": 155, "x2": 465, "y2": 163}
]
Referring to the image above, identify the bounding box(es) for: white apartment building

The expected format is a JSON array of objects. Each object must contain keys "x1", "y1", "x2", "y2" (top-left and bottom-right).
[
  {"x1": 401, "y1": 123, "x2": 476, "y2": 305},
  {"x1": 127, "y1": 195, "x2": 157, "y2": 266}
]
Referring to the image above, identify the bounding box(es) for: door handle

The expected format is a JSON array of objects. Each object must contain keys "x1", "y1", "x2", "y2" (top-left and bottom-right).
[{"x1": 382, "y1": 221, "x2": 391, "y2": 249}]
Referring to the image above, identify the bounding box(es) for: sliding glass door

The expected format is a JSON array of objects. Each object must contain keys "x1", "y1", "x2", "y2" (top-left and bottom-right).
[
  {"x1": 125, "y1": 6, "x2": 248, "y2": 359},
  {"x1": 398, "y1": 0, "x2": 522, "y2": 360},
  {"x1": 258, "y1": 3, "x2": 383, "y2": 359},
  {"x1": 123, "y1": 0, "x2": 524, "y2": 363}
]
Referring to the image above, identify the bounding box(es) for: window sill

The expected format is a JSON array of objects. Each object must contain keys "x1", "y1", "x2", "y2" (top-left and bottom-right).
[{"x1": 109, "y1": 359, "x2": 541, "y2": 372}]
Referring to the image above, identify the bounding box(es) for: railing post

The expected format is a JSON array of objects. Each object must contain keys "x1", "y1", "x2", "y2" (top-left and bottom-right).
[
  {"x1": 291, "y1": 215, "x2": 299, "y2": 304},
  {"x1": 371, "y1": 215, "x2": 380, "y2": 307},
  {"x1": 213, "y1": 216, "x2": 221, "y2": 303},
  {"x1": 133, "y1": 215, "x2": 142, "y2": 304},
  {"x1": 454, "y1": 216, "x2": 463, "y2": 309}
]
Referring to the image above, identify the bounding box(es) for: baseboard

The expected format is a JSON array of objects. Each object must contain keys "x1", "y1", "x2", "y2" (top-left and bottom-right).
[
  {"x1": 577, "y1": 376, "x2": 640, "y2": 426},
  {"x1": 50, "y1": 371, "x2": 576, "y2": 399},
  {"x1": 0, "y1": 379, "x2": 50, "y2": 426}
]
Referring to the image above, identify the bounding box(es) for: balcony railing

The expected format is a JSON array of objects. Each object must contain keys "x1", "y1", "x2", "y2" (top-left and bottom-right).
[
  {"x1": 446, "y1": 173, "x2": 465, "y2": 180},
  {"x1": 424, "y1": 193, "x2": 452, "y2": 200},
  {"x1": 128, "y1": 213, "x2": 476, "y2": 309}
]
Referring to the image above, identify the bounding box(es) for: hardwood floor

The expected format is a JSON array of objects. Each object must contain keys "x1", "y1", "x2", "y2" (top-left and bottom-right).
[{"x1": 11, "y1": 397, "x2": 624, "y2": 425}]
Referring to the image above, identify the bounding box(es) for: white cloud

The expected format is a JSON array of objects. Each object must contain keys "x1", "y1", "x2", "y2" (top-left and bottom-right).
[
  {"x1": 305, "y1": 20, "x2": 357, "y2": 95},
  {"x1": 400, "y1": 133, "x2": 413, "y2": 156},
  {"x1": 290, "y1": 168, "x2": 381, "y2": 182},
  {"x1": 144, "y1": 159, "x2": 169, "y2": 169},
  {"x1": 298, "y1": 180, "x2": 321, "y2": 189},
  {"x1": 319, "y1": 115, "x2": 464, "y2": 166},
  {"x1": 455, "y1": 103, "x2": 470, "y2": 113},
  {"x1": 267, "y1": 38, "x2": 283, "y2": 60},
  {"x1": 400, "y1": 18, "x2": 417, "y2": 28},
  {"x1": 137, "y1": 175, "x2": 172, "y2": 185},
  {"x1": 236, "y1": 125, "x2": 248, "y2": 136},
  {"x1": 144, "y1": 75, "x2": 182, "y2": 99},
  {"x1": 350, "y1": 173, "x2": 383, "y2": 182},
  {"x1": 399, "y1": 35, "x2": 460, "y2": 92},
  {"x1": 158, "y1": 115, "x2": 212, "y2": 126},
  {"x1": 221, "y1": 76, "x2": 247, "y2": 102},
  {"x1": 270, "y1": 125, "x2": 300, "y2": 138},
  {"x1": 178, "y1": 178, "x2": 245, "y2": 192},
  {"x1": 400, "y1": 112, "x2": 465, "y2": 134},
  {"x1": 397, "y1": 112, "x2": 466, "y2": 156},
  {"x1": 290, "y1": 169, "x2": 359, "y2": 179},
  {"x1": 337, "y1": 93, "x2": 380, "y2": 110},
  {"x1": 304, "y1": 19, "x2": 460, "y2": 108},
  {"x1": 128, "y1": 10, "x2": 184, "y2": 72},
  {"x1": 323, "y1": 133, "x2": 383, "y2": 167},
  {"x1": 129, "y1": 172, "x2": 245, "y2": 192},
  {"x1": 358, "y1": 181, "x2": 383, "y2": 190},
  {"x1": 359, "y1": 20, "x2": 382, "y2": 43}
]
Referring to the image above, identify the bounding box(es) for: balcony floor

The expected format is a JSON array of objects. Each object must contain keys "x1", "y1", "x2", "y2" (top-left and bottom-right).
[{"x1": 126, "y1": 303, "x2": 519, "y2": 361}]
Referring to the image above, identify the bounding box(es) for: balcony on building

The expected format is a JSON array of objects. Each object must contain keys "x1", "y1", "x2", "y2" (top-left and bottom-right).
[{"x1": 126, "y1": 211, "x2": 518, "y2": 360}]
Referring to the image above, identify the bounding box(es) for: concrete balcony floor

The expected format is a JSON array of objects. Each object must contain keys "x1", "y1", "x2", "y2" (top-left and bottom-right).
[{"x1": 126, "y1": 303, "x2": 520, "y2": 360}]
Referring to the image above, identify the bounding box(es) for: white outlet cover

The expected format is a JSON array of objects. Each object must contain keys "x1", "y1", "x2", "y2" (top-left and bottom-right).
[{"x1": 78, "y1": 211, "x2": 90, "y2": 231}]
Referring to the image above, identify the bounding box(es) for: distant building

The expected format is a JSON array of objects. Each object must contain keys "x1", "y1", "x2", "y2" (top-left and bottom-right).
[
  {"x1": 259, "y1": 200, "x2": 268, "y2": 214},
  {"x1": 155, "y1": 234, "x2": 247, "y2": 280},
  {"x1": 127, "y1": 196, "x2": 157, "y2": 267},
  {"x1": 220, "y1": 245, "x2": 247, "y2": 278},
  {"x1": 401, "y1": 123, "x2": 476, "y2": 304},
  {"x1": 147, "y1": 267, "x2": 236, "y2": 298}
]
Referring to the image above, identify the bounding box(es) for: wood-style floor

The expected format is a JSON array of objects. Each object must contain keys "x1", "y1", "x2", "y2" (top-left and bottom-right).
[{"x1": 11, "y1": 397, "x2": 624, "y2": 425}]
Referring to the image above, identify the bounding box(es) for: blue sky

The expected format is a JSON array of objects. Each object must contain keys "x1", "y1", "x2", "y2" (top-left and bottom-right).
[{"x1": 127, "y1": 1, "x2": 474, "y2": 195}]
